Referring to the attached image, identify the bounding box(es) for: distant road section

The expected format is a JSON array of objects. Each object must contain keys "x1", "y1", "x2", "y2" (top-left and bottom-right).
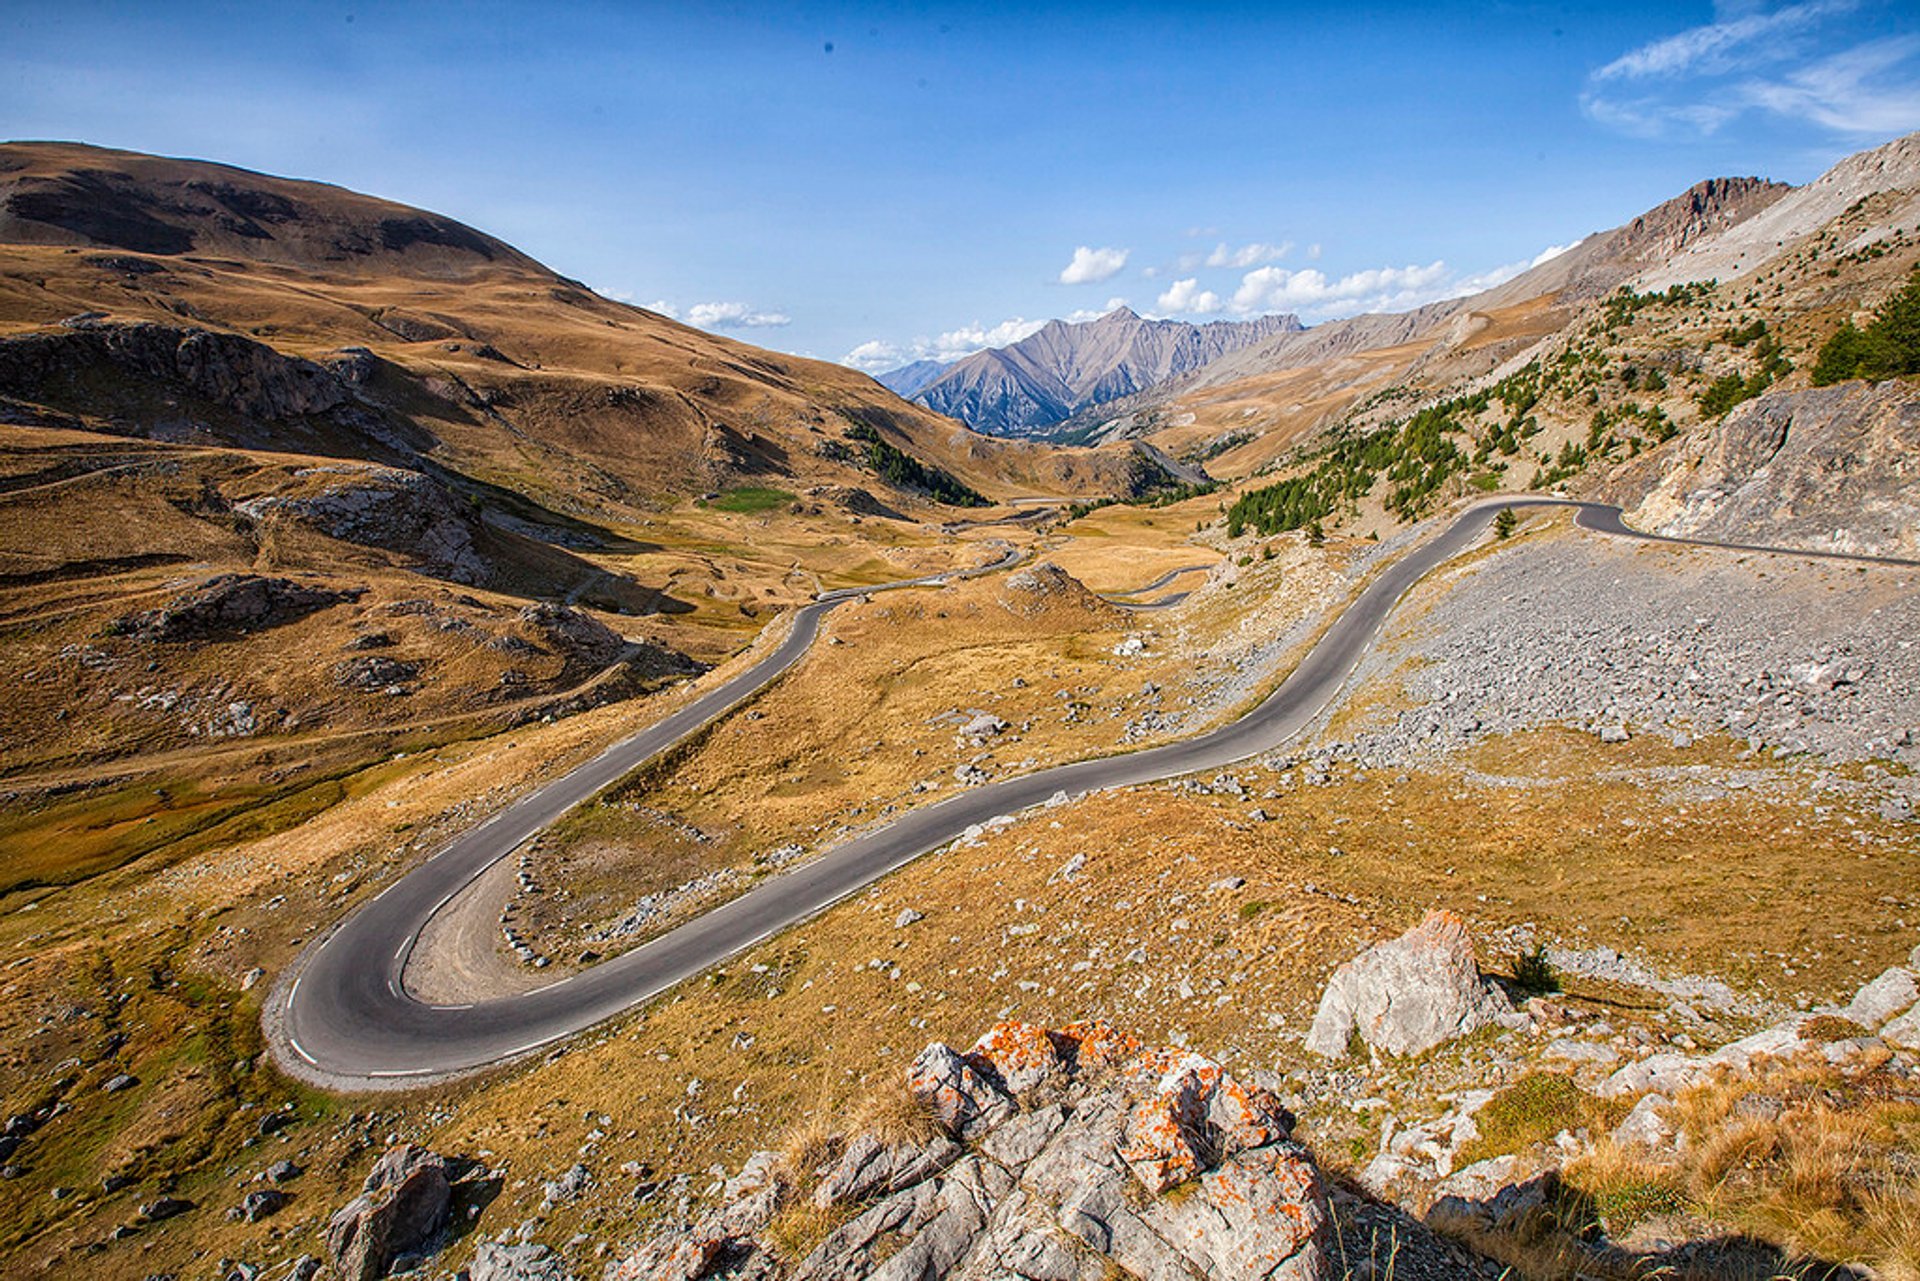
[
  {"x1": 1102, "y1": 564, "x2": 1213, "y2": 611},
  {"x1": 272, "y1": 500, "x2": 1914, "y2": 1086}
]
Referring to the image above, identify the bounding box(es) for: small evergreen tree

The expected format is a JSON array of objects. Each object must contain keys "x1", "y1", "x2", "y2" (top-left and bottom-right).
[
  {"x1": 1811, "y1": 267, "x2": 1920, "y2": 385},
  {"x1": 1493, "y1": 506, "x2": 1517, "y2": 539}
]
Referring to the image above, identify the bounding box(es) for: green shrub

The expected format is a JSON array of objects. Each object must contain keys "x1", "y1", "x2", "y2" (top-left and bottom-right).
[{"x1": 1511, "y1": 944, "x2": 1560, "y2": 995}]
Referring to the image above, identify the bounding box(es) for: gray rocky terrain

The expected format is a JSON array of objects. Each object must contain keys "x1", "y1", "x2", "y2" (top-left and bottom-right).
[
  {"x1": 1330, "y1": 524, "x2": 1920, "y2": 776},
  {"x1": 1622, "y1": 379, "x2": 1920, "y2": 561}
]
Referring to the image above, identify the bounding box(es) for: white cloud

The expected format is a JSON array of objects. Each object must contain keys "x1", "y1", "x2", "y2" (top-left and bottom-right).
[
  {"x1": 1156, "y1": 278, "x2": 1226, "y2": 315},
  {"x1": 1306, "y1": 243, "x2": 1323, "y2": 260},
  {"x1": 1062, "y1": 298, "x2": 1132, "y2": 323},
  {"x1": 840, "y1": 314, "x2": 1052, "y2": 373},
  {"x1": 1204, "y1": 240, "x2": 1292, "y2": 269},
  {"x1": 1582, "y1": 0, "x2": 1920, "y2": 137},
  {"x1": 1231, "y1": 261, "x2": 1452, "y2": 315},
  {"x1": 1530, "y1": 238, "x2": 1584, "y2": 267},
  {"x1": 643, "y1": 299, "x2": 790, "y2": 328},
  {"x1": 842, "y1": 339, "x2": 904, "y2": 372},
  {"x1": 1591, "y1": 0, "x2": 1854, "y2": 82},
  {"x1": 1058, "y1": 245, "x2": 1130, "y2": 284},
  {"x1": 685, "y1": 301, "x2": 791, "y2": 329},
  {"x1": 1739, "y1": 35, "x2": 1920, "y2": 132}
]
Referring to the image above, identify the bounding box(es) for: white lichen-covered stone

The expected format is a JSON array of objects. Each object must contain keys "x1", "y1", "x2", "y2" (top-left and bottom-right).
[{"x1": 1305, "y1": 910, "x2": 1514, "y2": 1058}]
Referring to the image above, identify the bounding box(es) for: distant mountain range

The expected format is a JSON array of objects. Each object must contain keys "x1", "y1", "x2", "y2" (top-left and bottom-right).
[
  {"x1": 874, "y1": 358, "x2": 951, "y2": 399},
  {"x1": 886, "y1": 307, "x2": 1301, "y2": 437}
]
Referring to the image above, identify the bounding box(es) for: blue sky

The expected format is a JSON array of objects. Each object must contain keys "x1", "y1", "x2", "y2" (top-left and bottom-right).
[{"x1": 4, "y1": 2, "x2": 1918, "y2": 372}]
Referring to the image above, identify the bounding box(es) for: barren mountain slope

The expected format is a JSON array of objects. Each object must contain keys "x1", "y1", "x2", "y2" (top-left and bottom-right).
[
  {"x1": 1203, "y1": 131, "x2": 1920, "y2": 561},
  {"x1": 912, "y1": 305, "x2": 1301, "y2": 435},
  {"x1": 0, "y1": 143, "x2": 1171, "y2": 794},
  {"x1": 1078, "y1": 175, "x2": 1794, "y2": 476},
  {"x1": 0, "y1": 142, "x2": 1147, "y2": 507}
]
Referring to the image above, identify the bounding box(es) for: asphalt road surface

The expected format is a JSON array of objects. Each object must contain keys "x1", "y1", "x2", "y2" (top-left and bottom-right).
[
  {"x1": 1104, "y1": 564, "x2": 1214, "y2": 611},
  {"x1": 272, "y1": 499, "x2": 1913, "y2": 1085}
]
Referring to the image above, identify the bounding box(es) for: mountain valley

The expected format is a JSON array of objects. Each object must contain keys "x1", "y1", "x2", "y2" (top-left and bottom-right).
[{"x1": 0, "y1": 119, "x2": 1917, "y2": 1281}]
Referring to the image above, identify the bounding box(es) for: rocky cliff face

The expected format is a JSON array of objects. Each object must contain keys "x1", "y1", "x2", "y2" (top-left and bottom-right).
[
  {"x1": 914, "y1": 308, "x2": 1302, "y2": 436},
  {"x1": 237, "y1": 465, "x2": 493, "y2": 584},
  {"x1": 606, "y1": 1021, "x2": 1332, "y2": 1280},
  {"x1": 0, "y1": 318, "x2": 421, "y2": 458},
  {"x1": 1620, "y1": 379, "x2": 1920, "y2": 560}
]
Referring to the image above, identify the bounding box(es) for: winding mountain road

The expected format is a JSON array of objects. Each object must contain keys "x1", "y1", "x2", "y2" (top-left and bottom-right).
[
  {"x1": 271, "y1": 499, "x2": 1914, "y2": 1086},
  {"x1": 1104, "y1": 564, "x2": 1215, "y2": 611}
]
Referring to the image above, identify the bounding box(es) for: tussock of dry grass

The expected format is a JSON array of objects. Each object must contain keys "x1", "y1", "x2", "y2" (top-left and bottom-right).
[{"x1": 1443, "y1": 1057, "x2": 1920, "y2": 1281}]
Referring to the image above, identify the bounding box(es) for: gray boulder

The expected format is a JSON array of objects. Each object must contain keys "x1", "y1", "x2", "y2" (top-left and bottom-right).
[
  {"x1": 905, "y1": 1042, "x2": 1016, "y2": 1139},
  {"x1": 323, "y1": 1144, "x2": 451, "y2": 1281},
  {"x1": 470, "y1": 1241, "x2": 568, "y2": 1281},
  {"x1": 1839, "y1": 966, "x2": 1918, "y2": 1030},
  {"x1": 111, "y1": 574, "x2": 356, "y2": 641},
  {"x1": 1305, "y1": 910, "x2": 1514, "y2": 1058},
  {"x1": 1881, "y1": 1003, "x2": 1920, "y2": 1052},
  {"x1": 1611, "y1": 1093, "x2": 1680, "y2": 1154}
]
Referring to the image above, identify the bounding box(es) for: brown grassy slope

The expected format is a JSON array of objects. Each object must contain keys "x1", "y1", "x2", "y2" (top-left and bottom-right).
[{"x1": 0, "y1": 140, "x2": 1144, "y2": 506}]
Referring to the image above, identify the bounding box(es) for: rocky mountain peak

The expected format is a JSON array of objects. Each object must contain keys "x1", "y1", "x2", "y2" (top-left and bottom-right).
[
  {"x1": 1617, "y1": 176, "x2": 1793, "y2": 263},
  {"x1": 912, "y1": 307, "x2": 1303, "y2": 437}
]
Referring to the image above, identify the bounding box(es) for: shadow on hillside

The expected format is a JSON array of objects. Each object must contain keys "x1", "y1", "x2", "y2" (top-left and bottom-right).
[{"x1": 1382, "y1": 1170, "x2": 1880, "y2": 1281}]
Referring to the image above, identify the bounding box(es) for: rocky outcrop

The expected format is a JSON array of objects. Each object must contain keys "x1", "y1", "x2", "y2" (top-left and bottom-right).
[
  {"x1": 237, "y1": 466, "x2": 491, "y2": 584},
  {"x1": 0, "y1": 320, "x2": 350, "y2": 419},
  {"x1": 999, "y1": 562, "x2": 1124, "y2": 622},
  {"x1": 515, "y1": 603, "x2": 627, "y2": 668},
  {"x1": 324, "y1": 1143, "x2": 453, "y2": 1281},
  {"x1": 109, "y1": 573, "x2": 357, "y2": 640},
  {"x1": 1305, "y1": 910, "x2": 1515, "y2": 1058},
  {"x1": 1625, "y1": 379, "x2": 1920, "y2": 560},
  {"x1": 801, "y1": 484, "x2": 909, "y2": 521},
  {"x1": 471, "y1": 1241, "x2": 570, "y2": 1281},
  {"x1": 610, "y1": 1021, "x2": 1332, "y2": 1280}
]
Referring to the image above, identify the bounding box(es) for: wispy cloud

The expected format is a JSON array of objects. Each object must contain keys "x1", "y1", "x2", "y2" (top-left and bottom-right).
[
  {"x1": 645, "y1": 299, "x2": 791, "y2": 329},
  {"x1": 1741, "y1": 35, "x2": 1920, "y2": 132},
  {"x1": 1591, "y1": 0, "x2": 1854, "y2": 82},
  {"x1": 1204, "y1": 240, "x2": 1292, "y2": 269},
  {"x1": 1581, "y1": 0, "x2": 1920, "y2": 137},
  {"x1": 842, "y1": 299, "x2": 1137, "y2": 373},
  {"x1": 1152, "y1": 240, "x2": 1583, "y2": 322},
  {"x1": 1058, "y1": 245, "x2": 1129, "y2": 284}
]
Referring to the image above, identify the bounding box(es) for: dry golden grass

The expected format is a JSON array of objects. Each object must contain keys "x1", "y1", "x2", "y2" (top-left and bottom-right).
[{"x1": 1522, "y1": 1058, "x2": 1920, "y2": 1280}]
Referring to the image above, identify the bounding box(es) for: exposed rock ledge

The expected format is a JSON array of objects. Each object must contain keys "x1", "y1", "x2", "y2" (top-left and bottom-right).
[{"x1": 606, "y1": 1020, "x2": 1332, "y2": 1280}]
